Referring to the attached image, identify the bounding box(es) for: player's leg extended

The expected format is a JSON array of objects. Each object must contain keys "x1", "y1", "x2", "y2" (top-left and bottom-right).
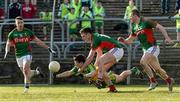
[
  {"x1": 115, "y1": 67, "x2": 142, "y2": 83},
  {"x1": 22, "y1": 58, "x2": 32, "y2": 93},
  {"x1": 140, "y1": 53, "x2": 158, "y2": 90},
  {"x1": 115, "y1": 70, "x2": 131, "y2": 83},
  {"x1": 98, "y1": 48, "x2": 124, "y2": 92},
  {"x1": 149, "y1": 56, "x2": 174, "y2": 91},
  {"x1": 96, "y1": 53, "x2": 117, "y2": 92},
  {"x1": 16, "y1": 55, "x2": 31, "y2": 93}
]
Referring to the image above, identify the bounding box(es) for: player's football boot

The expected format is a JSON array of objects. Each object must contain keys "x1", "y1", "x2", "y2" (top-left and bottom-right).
[
  {"x1": 131, "y1": 67, "x2": 144, "y2": 79},
  {"x1": 95, "y1": 78, "x2": 104, "y2": 88},
  {"x1": 36, "y1": 67, "x2": 45, "y2": 78},
  {"x1": 24, "y1": 88, "x2": 29, "y2": 93},
  {"x1": 167, "y1": 78, "x2": 175, "y2": 92},
  {"x1": 107, "y1": 85, "x2": 118, "y2": 93},
  {"x1": 148, "y1": 82, "x2": 158, "y2": 91}
]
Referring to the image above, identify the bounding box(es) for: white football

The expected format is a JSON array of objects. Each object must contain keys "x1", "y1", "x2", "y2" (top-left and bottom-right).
[{"x1": 49, "y1": 61, "x2": 60, "y2": 72}]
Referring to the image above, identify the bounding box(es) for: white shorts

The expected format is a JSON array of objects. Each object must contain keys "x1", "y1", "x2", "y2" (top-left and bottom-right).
[
  {"x1": 143, "y1": 46, "x2": 160, "y2": 57},
  {"x1": 16, "y1": 55, "x2": 32, "y2": 68},
  {"x1": 109, "y1": 48, "x2": 124, "y2": 62}
]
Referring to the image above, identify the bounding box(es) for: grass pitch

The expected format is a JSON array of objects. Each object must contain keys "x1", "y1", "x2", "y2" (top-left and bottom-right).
[{"x1": 0, "y1": 84, "x2": 179, "y2": 102}]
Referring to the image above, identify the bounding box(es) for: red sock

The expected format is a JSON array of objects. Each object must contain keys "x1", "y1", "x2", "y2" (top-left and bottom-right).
[
  {"x1": 149, "y1": 77, "x2": 157, "y2": 83},
  {"x1": 165, "y1": 77, "x2": 171, "y2": 84},
  {"x1": 108, "y1": 85, "x2": 116, "y2": 91}
]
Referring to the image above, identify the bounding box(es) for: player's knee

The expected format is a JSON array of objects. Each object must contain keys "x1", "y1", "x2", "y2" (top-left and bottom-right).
[
  {"x1": 154, "y1": 68, "x2": 161, "y2": 73},
  {"x1": 140, "y1": 60, "x2": 147, "y2": 67},
  {"x1": 98, "y1": 59, "x2": 105, "y2": 66}
]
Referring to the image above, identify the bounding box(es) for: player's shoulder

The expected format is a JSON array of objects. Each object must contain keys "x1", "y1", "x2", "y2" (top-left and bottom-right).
[
  {"x1": 24, "y1": 28, "x2": 34, "y2": 34},
  {"x1": 24, "y1": 28, "x2": 32, "y2": 32},
  {"x1": 8, "y1": 28, "x2": 17, "y2": 36},
  {"x1": 143, "y1": 17, "x2": 156, "y2": 24},
  {"x1": 142, "y1": 17, "x2": 157, "y2": 27}
]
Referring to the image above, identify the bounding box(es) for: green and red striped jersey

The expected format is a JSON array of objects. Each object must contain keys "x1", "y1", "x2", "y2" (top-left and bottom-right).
[
  {"x1": 8, "y1": 28, "x2": 35, "y2": 58},
  {"x1": 91, "y1": 33, "x2": 123, "y2": 52},
  {"x1": 131, "y1": 17, "x2": 157, "y2": 50}
]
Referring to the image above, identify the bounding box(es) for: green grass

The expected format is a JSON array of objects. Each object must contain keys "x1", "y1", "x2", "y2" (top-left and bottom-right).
[{"x1": 0, "y1": 84, "x2": 180, "y2": 102}]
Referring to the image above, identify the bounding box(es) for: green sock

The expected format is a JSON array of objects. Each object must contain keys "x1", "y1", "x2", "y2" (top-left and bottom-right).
[{"x1": 130, "y1": 67, "x2": 140, "y2": 76}]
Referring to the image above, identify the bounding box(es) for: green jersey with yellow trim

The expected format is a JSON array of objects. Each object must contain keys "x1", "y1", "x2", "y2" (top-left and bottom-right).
[
  {"x1": 70, "y1": 64, "x2": 96, "y2": 75},
  {"x1": 8, "y1": 28, "x2": 35, "y2": 58}
]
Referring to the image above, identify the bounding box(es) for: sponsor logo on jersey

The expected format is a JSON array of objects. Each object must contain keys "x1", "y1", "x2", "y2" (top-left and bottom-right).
[{"x1": 14, "y1": 36, "x2": 30, "y2": 43}]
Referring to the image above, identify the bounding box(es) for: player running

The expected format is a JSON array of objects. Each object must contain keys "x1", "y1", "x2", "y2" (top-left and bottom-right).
[
  {"x1": 56, "y1": 54, "x2": 143, "y2": 90},
  {"x1": 118, "y1": 9, "x2": 174, "y2": 91},
  {"x1": 4, "y1": 16, "x2": 56, "y2": 93}
]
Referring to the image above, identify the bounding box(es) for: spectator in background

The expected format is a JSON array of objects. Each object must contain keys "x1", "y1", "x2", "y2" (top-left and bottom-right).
[
  {"x1": 124, "y1": 0, "x2": 137, "y2": 33},
  {"x1": 39, "y1": 8, "x2": 52, "y2": 41},
  {"x1": 0, "y1": 8, "x2": 4, "y2": 20},
  {"x1": 57, "y1": 0, "x2": 70, "y2": 19},
  {"x1": 81, "y1": 0, "x2": 93, "y2": 11},
  {"x1": 94, "y1": 1, "x2": 105, "y2": 34},
  {"x1": 71, "y1": 0, "x2": 81, "y2": 16},
  {"x1": 22, "y1": 0, "x2": 37, "y2": 29},
  {"x1": 80, "y1": 6, "x2": 93, "y2": 29},
  {"x1": 0, "y1": 0, "x2": 4, "y2": 19},
  {"x1": 175, "y1": 0, "x2": 180, "y2": 13},
  {"x1": 172, "y1": 8, "x2": 180, "y2": 47},
  {"x1": 22, "y1": 0, "x2": 36, "y2": 19},
  {"x1": 160, "y1": 0, "x2": 170, "y2": 15},
  {"x1": 31, "y1": 0, "x2": 37, "y2": 13},
  {"x1": 43, "y1": 0, "x2": 50, "y2": 4},
  {"x1": 8, "y1": 0, "x2": 22, "y2": 30},
  {"x1": 124, "y1": 0, "x2": 137, "y2": 23},
  {"x1": 8, "y1": 0, "x2": 21, "y2": 19},
  {"x1": 92, "y1": 0, "x2": 98, "y2": 13},
  {"x1": 64, "y1": 7, "x2": 79, "y2": 41}
]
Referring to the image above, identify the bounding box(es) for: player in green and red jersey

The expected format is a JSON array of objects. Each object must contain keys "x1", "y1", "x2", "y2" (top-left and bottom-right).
[
  {"x1": 79, "y1": 27, "x2": 124, "y2": 92},
  {"x1": 56, "y1": 54, "x2": 143, "y2": 89},
  {"x1": 4, "y1": 16, "x2": 56, "y2": 93},
  {"x1": 118, "y1": 9, "x2": 174, "y2": 91}
]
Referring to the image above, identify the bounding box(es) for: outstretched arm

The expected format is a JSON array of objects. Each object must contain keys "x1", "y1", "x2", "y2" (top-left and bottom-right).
[
  {"x1": 118, "y1": 35, "x2": 136, "y2": 44},
  {"x1": 156, "y1": 23, "x2": 173, "y2": 44},
  {"x1": 33, "y1": 36, "x2": 49, "y2": 49},
  {"x1": 4, "y1": 40, "x2": 12, "y2": 59},
  {"x1": 33, "y1": 36, "x2": 56, "y2": 54},
  {"x1": 56, "y1": 71, "x2": 73, "y2": 78},
  {"x1": 80, "y1": 49, "x2": 95, "y2": 73}
]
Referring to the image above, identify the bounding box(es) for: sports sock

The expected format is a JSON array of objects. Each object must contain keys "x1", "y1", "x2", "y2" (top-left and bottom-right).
[
  {"x1": 36, "y1": 70, "x2": 40, "y2": 75},
  {"x1": 108, "y1": 85, "x2": 116, "y2": 91},
  {"x1": 130, "y1": 67, "x2": 139, "y2": 75},
  {"x1": 149, "y1": 77, "x2": 157, "y2": 83},
  {"x1": 165, "y1": 77, "x2": 171, "y2": 84},
  {"x1": 24, "y1": 83, "x2": 30, "y2": 89}
]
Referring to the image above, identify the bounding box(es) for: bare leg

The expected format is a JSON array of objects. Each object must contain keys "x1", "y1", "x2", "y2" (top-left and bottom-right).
[
  {"x1": 140, "y1": 53, "x2": 158, "y2": 90},
  {"x1": 115, "y1": 70, "x2": 132, "y2": 83},
  {"x1": 140, "y1": 53, "x2": 155, "y2": 81},
  {"x1": 97, "y1": 52, "x2": 117, "y2": 92}
]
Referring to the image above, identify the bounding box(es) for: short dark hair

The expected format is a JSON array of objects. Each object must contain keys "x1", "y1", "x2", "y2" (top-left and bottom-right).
[
  {"x1": 15, "y1": 16, "x2": 23, "y2": 20},
  {"x1": 132, "y1": 9, "x2": 140, "y2": 17},
  {"x1": 79, "y1": 27, "x2": 93, "y2": 34},
  {"x1": 73, "y1": 54, "x2": 86, "y2": 63}
]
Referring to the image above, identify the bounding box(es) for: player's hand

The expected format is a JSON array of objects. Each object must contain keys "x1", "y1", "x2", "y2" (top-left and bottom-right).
[
  {"x1": 48, "y1": 47, "x2": 56, "y2": 54},
  {"x1": 117, "y1": 37, "x2": 125, "y2": 42},
  {"x1": 77, "y1": 73, "x2": 84, "y2": 79},
  {"x1": 4, "y1": 52, "x2": 8, "y2": 59},
  {"x1": 165, "y1": 37, "x2": 173, "y2": 44},
  {"x1": 56, "y1": 74, "x2": 61, "y2": 78}
]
